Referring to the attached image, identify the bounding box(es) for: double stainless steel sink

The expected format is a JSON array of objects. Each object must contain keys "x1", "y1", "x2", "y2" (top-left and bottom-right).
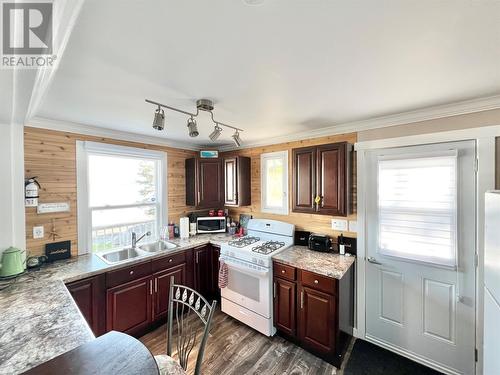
[{"x1": 96, "y1": 240, "x2": 178, "y2": 265}]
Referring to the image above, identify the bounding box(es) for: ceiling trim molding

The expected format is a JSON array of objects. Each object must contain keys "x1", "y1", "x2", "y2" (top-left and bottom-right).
[
  {"x1": 28, "y1": 116, "x2": 201, "y2": 151},
  {"x1": 218, "y1": 94, "x2": 500, "y2": 151}
]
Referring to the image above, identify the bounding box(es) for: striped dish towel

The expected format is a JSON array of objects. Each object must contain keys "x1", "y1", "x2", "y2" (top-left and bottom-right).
[{"x1": 218, "y1": 259, "x2": 229, "y2": 288}]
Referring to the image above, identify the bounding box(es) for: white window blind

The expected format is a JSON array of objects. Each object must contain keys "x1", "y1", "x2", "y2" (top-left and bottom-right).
[{"x1": 377, "y1": 151, "x2": 458, "y2": 267}]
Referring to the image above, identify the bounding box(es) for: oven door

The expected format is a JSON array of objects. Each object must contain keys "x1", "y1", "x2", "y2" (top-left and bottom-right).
[{"x1": 220, "y1": 256, "x2": 271, "y2": 318}]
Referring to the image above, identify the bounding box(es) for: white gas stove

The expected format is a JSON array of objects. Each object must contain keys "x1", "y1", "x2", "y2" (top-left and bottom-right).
[{"x1": 220, "y1": 219, "x2": 295, "y2": 336}]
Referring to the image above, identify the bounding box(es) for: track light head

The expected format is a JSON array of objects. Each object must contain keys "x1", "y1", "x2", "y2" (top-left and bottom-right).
[
  {"x1": 209, "y1": 124, "x2": 223, "y2": 142},
  {"x1": 152, "y1": 106, "x2": 165, "y2": 131},
  {"x1": 187, "y1": 117, "x2": 199, "y2": 137},
  {"x1": 232, "y1": 131, "x2": 242, "y2": 147}
]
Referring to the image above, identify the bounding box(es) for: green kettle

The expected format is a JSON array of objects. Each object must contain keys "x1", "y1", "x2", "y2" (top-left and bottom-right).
[{"x1": 0, "y1": 247, "x2": 25, "y2": 278}]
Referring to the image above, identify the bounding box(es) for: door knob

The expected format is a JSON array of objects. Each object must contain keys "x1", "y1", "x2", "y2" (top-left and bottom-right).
[{"x1": 367, "y1": 257, "x2": 382, "y2": 265}]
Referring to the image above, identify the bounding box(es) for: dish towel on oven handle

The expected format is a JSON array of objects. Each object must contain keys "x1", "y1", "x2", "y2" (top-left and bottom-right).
[{"x1": 218, "y1": 259, "x2": 229, "y2": 288}]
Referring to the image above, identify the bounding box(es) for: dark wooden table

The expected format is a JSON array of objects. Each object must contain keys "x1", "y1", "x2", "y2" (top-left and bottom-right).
[{"x1": 22, "y1": 331, "x2": 159, "y2": 375}]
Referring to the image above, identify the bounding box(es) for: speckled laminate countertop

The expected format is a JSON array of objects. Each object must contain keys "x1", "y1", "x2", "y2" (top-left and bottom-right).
[
  {"x1": 0, "y1": 234, "x2": 233, "y2": 375},
  {"x1": 272, "y1": 246, "x2": 356, "y2": 279}
]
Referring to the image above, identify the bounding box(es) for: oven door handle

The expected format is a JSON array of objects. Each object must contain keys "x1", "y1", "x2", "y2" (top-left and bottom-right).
[{"x1": 220, "y1": 257, "x2": 269, "y2": 276}]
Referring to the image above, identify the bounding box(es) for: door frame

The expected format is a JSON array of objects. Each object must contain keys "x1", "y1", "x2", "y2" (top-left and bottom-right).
[{"x1": 355, "y1": 125, "x2": 499, "y2": 375}]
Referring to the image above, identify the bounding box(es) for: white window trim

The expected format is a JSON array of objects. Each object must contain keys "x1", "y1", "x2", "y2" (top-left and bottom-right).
[
  {"x1": 260, "y1": 150, "x2": 289, "y2": 215},
  {"x1": 76, "y1": 141, "x2": 167, "y2": 255}
]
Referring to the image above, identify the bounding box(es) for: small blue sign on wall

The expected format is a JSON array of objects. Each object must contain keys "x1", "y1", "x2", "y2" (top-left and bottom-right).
[{"x1": 200, "y1": 150, "x2": 219, "y2": 158}]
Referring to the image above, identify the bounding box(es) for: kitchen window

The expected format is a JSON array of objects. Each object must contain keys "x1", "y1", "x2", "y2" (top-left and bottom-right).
[
  {"x1": 76, "y1": 141, "x2": 166, "y2": 254},
  {"x1": 377, "y1": 151, "x2": 458, "y2": 267},
  {"x1": 261, "y1": 151, "x2": 288, "y2": 215}
]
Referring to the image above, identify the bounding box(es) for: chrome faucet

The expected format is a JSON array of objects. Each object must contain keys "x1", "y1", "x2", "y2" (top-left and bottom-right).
[{"x1": 131, "y1": 231, "x2": 151, "y2": 249}]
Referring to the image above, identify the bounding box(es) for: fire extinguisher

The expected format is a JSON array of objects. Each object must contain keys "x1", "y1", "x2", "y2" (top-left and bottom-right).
[{"x1": 25, "y1": 177, "x2": 41, "y2": 207}]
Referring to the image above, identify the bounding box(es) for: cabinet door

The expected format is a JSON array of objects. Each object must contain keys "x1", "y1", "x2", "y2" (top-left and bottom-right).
[
  {"x1": 298, "y1": 286, "x2": 336, "y2": 355},
  {"x1": 67, "y1": 275, "x2": 106, "y2": 336},
  {"x1": 210, "y1": 245, "x2": 221, "y2": 297},
  {"x1": 224, "y1": 157, "x2": 238, "y2": 206},
  {"x1": 198, "y1": 159, "x2": 223, "y2": 208},
  {"x1": 106, "y1": 276, "x2": 152, "y2": 337},
  {"x1": 153, "y1": 263, "x2": 186, "y2": 322},
  {"x1": 316, "y1": 143, "x2": 347, "y2": 216},
  {"x1": 292, "y1": 147, "x2": 316, "y2": 213},
  {"x1": 193, "y1": 245, "x2": 212, "y2": 298},
  {"x1": 273, "y1": 277, "x2": 296, "y2": 336}
]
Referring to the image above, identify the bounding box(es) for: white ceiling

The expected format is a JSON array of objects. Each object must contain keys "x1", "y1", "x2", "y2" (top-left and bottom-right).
[{"x1": 31, "y1": 0, "x2": 500, "y2": 146}]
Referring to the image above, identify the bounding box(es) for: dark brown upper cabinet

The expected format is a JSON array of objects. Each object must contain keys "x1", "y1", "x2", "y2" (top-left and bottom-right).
[
  {"x1": 186, "y1": 158, "x2": 224, "y2": 208},
  {"x1": 292, "y1": 142, "x2": 351, "y2": 216},
  {"x1": 224, "y1": 156, "x2": 251, "y2": 207}
]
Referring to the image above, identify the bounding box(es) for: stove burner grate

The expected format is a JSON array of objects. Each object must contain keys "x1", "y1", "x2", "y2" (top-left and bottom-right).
[
  {"x1": 228, "y1": 236, "x2": 260, "y2": 248},
  {"x1": 252, "y1": 241, "x2": 286, "y2": 255}
]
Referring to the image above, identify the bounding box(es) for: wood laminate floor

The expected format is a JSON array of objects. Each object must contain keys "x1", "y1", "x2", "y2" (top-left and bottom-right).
[{"x1": 140, "y1": 310, "x2": 350, "y2": 375}]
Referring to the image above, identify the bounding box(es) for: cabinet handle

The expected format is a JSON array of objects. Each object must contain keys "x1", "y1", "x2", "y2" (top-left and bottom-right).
[
  {"x1": 273, "y1": 282, "x2": 277, "y2": 299},
  {"x1": 168, "y1": 258, "x2": 173, "y2": 263},
  {"x1": 314, "y1": 279, "x2": 319, "y2": 284},
  {"x1": 196, "y1": 253, "x2": 199, "y2": 264},
  {"x1": 154, "y1": 278, "x2": 158, "y2": 293},
  {"x1": 281, "y1": 270, "x2": 286, "y2": 274},
  {"x1": 300, "y1": 290, "x2": 304, "y2": 309},
  {"x1": 129, "y1": 270, "x2": 134, "y2": 275},
  {"x1": 198, "y1": 191, "x2": 201, "y2": 203},
  {"x1": 149, "y1": 280, "x2": 153, "y2": 295}
]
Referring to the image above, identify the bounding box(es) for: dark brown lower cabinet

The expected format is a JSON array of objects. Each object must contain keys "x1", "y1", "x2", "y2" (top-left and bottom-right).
[
  {"x1": 298, "y1": 286, "x2": 336, "y2": 355},
  {"x1": 273, "y1": 261, "x2": 353, "y2": 367},
  {"x1": 153, "y1": 263, "x2": 186, "y2": 322},
  {"x1": 66, "y1": 274, "x2": 106, "y2": 337},
  {"x1": 273, "y1": 277, "x2": 296, "y2": 336},
  {"x1": 68, "y1": 245, "x2": 219, "y2": 339},
  {"x1": 210, "y1": 245, "x2": 221, "y2": 299},
  {"x1": 193, "y1": 244, "x2": 212, "y2": 298},
  {"x1": 106, "y1": 276, "x2": 152, "y2": 337}
]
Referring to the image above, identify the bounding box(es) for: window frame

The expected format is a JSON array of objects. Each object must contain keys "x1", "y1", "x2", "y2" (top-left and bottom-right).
[
  {"x1": 260, "y1": 150, "x2": 289, "y2": 215},
  {"x1": 76, "y1": 141, "x2": 167, "y2": 254}
]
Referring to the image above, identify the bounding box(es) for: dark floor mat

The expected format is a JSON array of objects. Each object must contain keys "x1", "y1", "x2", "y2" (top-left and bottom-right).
[{"x1": 343, "y1": 339, "x2": 443, "y2": 375}]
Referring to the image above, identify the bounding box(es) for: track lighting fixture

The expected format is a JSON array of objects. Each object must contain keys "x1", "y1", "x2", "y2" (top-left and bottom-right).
[
  {"x1": 152, "y1": 106, "x2": 165, "y2": 131},
  {"x1": 209, "y1": 124, "x2": 223, "y2": 142},
  {"x1": 232, "y1": 131, "x2": 242, "y2": 147},
  {"x1": 187, "y1": 117, "x2": 199, "y2": 137},
  {"x1": 145, "y1": 98, "x2": 243, "y2": 146}
]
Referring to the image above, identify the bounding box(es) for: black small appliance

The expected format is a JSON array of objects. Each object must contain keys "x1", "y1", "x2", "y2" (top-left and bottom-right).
[
  {"x1": 308, "y1": 234, "x2": 333, "y2": 252},
  {"x1": 294, "y1": 230, "x2": 311, "y2": 246}
]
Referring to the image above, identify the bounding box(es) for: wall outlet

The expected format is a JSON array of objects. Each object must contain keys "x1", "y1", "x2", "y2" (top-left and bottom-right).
[
  {"x1": 33, "y1": 226, "x2": 44, "y2": 239},
  {"x1": 348, "y1": 220, "x2": 358, "y2": 233},
  {"x1": 331, "y1": 219, "x2": 348, "y2": 231}
]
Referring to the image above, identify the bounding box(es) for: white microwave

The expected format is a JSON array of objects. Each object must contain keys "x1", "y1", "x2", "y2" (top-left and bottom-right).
[{"x1": 196, "y1": 216, "x2": 226, "y2": 233}]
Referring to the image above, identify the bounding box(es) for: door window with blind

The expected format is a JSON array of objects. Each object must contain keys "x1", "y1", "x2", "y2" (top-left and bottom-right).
[
  {"x1": 377, "y1": 151, "x2": 458, "y2": 267},
  {"x1": 77, "y1": 141, "x2": 166, "y2": 254}
]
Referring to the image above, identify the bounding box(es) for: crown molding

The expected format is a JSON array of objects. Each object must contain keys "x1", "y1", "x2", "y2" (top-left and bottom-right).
[
  {"x1": 28, "y1": 116, "x2": 201, "y2": 151},
  {"x1": 218, "y1": 94, "x2": 500, "y2": 151}
]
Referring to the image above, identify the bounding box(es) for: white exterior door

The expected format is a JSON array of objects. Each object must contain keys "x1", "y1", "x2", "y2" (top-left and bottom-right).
[{"x1": 365, "y1": 141, "x2": 476, "y2": 375}]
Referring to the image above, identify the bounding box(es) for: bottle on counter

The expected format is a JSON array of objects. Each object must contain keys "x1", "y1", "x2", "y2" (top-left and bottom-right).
[{"x1": 339, "y1": 233, "x2": 346, "y2": 255}]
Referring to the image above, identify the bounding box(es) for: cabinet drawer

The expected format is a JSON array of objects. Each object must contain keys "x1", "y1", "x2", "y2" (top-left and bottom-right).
[
  {"x1": 300, "y1": 270, "x2": 337, "y2": 295},
  {"x1": 273, "y1": 262, "x2": 296, "y2": 281},
  {"x1": 152, "y1": 251, "x2": 186, "y2": 272},
  {"x1": 106, "y1": 261, "x2": 152, "y2": 288}
]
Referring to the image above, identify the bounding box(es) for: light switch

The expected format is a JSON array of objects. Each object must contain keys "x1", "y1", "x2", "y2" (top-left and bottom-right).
[
  {"x1": 33, "y1": 226, "x2": 44, "y2": 239},
  {"x1": 331, "y1": 219, "x2": 348, "y2": 231},
  {"x1": 348, "y1": 220, "x2": 358, "y2": 233}
]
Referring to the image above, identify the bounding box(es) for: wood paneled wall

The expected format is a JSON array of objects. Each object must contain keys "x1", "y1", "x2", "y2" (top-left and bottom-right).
[
  {"x1": 222, "y1": 133, "x2": 358, "y2": 239},
  {"x1": 24, "y1": 127, "x2": 197, "y2": 256}
]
